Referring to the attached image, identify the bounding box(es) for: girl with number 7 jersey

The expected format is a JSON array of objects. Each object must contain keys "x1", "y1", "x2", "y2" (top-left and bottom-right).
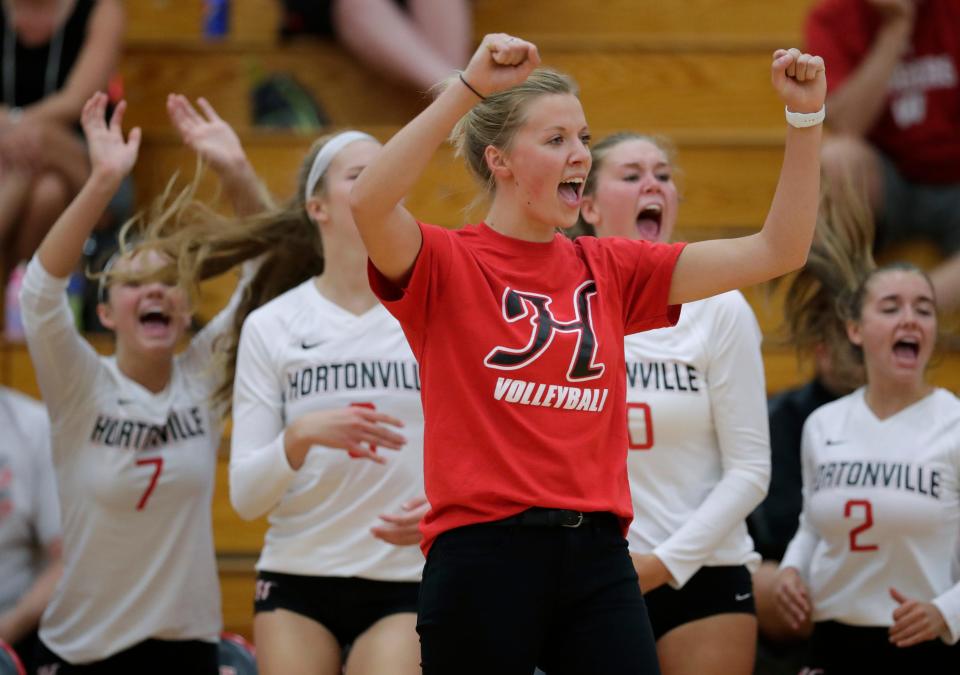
[{"x1": 20, "y1": 92, "x2": 265, "y2": 673}]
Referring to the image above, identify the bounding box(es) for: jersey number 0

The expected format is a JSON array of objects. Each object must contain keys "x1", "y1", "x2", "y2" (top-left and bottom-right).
[{"x1": 627, "y1": 402, "x2": 654, "y2": 450}]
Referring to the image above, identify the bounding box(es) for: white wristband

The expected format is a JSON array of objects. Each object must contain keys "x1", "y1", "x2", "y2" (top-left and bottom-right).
[{"x1": 785, "y1": 105, "x2": 825, "y2": 128}]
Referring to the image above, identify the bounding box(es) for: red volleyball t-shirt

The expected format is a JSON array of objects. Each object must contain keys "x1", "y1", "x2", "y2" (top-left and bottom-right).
[
  {"x1": 806, "y1": 0, "x2": 960, "y2": 183},
  {"x1": 369, "y1": 222, "x2": 685, "y2": 554}
]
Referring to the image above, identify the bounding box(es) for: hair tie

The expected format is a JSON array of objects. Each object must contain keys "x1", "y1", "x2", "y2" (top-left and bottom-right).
[{"x1": 304, "y1": 131, "x2": 377, "y2": 202}]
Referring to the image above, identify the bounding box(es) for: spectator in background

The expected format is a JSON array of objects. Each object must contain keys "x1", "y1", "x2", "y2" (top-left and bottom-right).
[
  {"x1": 0, "y1": 386, "x2": 62, "y2": 675},
  {"x1": 0, "y1": 0, "x2": 125, "y2": 274},
  {"x1": 281, "y1": 0, "x2": 471, "y2": 92},
  {"x1": 806, "y1": 0, "x2": 960, "y2": 311}
]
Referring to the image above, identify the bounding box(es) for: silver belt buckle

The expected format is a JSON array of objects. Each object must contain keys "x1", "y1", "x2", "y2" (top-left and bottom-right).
[{"x1": 561, "y1": 511, "x2": 584, "y2": 528}]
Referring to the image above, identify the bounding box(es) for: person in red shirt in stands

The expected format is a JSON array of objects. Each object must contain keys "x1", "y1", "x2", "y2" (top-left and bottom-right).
[
  {"x1": 350, "y1": 32, "x2": 826, "y2": 675},
  {"x1": 806, "y1": 0, "x2": 960, "y2": 311}
]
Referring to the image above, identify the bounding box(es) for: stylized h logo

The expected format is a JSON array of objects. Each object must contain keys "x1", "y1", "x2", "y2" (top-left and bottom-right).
[{"x1": 484, "y1": 281, "x2": 605, "y2": 382}]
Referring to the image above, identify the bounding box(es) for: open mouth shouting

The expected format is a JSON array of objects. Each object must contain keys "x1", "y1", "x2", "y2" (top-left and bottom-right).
[
  {"x1": 138, "y1": 307, "x2": 173, "y2": 338},
  {"x1": 636, "y1": 203, "x2": 663, "y2": 241},
  {"x1": 558, "y1": 176, "x2": 585, "y2": 208},
  {"x1": 891, "y1": 335, "x2": 921, "y2": 368}
]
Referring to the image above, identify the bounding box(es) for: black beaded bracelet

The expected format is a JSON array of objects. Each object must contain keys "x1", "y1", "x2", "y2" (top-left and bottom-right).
[{"x1": 458, "y1": 72, "x2": 486, "y2": 101}]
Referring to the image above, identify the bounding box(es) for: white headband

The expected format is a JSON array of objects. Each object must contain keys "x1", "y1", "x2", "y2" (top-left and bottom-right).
[{"x1": 304, "y1": 131, "x2": 377, "y2": 202}]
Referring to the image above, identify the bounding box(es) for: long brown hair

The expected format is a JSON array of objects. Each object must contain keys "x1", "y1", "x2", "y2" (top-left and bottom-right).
[
  {"x1": 780, "y1": 177, "x2": 876, "y2": 379},
  {"x1": 107, "y1": 135, "x2": 348, "y2": 413}
]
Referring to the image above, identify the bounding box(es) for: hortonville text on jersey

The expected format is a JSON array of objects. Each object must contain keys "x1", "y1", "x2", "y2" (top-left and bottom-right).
[
  {"x1": 813, "y1": 460, "x2": 943, "y2": 500},
  {"x1": 493, "y1": 377, "x2": 610, "y2": 412},
  {"x1": 286, "y1": 360, "x2": 420, "y2": 401},
  {"x1": 626, "y1": 360, "x2": 701, "y2": 392},
  {"x1": 90, "y1": 407, "x2": 206, "y2": 451}
]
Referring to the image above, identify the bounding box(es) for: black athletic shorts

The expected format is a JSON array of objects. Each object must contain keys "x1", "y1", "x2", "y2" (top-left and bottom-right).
[
  {"x1": 253, "y1": 571, "x2": 420, "y2": 647},
  {"x1": 807, "y1": 620, "x2": 960, "y2": 674},
  {"x1": 643, "y1": 564, "x2": 756, "y2": 640},
  {"x1": 35, "y1": 637, "x2": 218, "y2": 674}
]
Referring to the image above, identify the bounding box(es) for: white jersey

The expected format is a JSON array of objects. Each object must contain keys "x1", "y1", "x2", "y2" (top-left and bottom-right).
[
  {"x1": 230, "y1": 279, "x2": 424, "y2": 581},
  {"x1": 0, "y1": 387, "x2": 59, "y2": 613},
  {"x1": 19, "y1": 256, "x2": 245, "y2": 663},
  {"x1": 624, "y1": 291, "x2": 770, "y2": 588},
  {"x1": 781, "y1": 388, "x2": 960, "y2": 643}
]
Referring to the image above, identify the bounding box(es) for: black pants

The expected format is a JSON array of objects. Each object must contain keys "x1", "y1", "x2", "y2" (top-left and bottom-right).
[
  {"x1": 417, "y1": 512, "x2": 661, "y2": 675},
  {"x1": 808, "y1": 620, "x2": 960, "y2": 674},
  {"x1": 36, "y1": 637, "x2": 218, "y2": 674}
]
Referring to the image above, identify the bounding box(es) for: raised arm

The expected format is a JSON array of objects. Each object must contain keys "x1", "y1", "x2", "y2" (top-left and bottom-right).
[
  {"x1": 37, "y1": 92, "x2": 140, "y2": 278},
  {"x1": 166, "y1": 94, "x2": 271, "y2": 217},
  {"x1": 668, "y1": 49, "x2": 826, "y2": 305},
  {"x1": 349, "y1": 33, "x2": 540, "y2": 284}
]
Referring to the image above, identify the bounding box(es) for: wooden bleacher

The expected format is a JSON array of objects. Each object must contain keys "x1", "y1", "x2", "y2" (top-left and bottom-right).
[{"x1": 6, "y1": 0, "x2": 957, "y2": 640}]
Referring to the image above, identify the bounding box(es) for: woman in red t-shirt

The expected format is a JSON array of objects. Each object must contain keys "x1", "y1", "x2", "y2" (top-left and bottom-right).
[{"x1": 351, "y1": 32, "x2": 826, "y2": 674}]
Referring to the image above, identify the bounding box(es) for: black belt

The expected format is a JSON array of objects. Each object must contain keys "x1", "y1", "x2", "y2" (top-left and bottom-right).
[{"x1": 497, "y1": 508, "x2": 591, "y2": 528}]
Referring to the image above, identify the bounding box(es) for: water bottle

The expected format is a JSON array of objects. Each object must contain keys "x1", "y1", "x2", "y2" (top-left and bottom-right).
[
  {"x1": 203, "y1": 0, "x2": 229, "y2": 39},
  {"x1": 67, "y1": 270, "x2": 85, "y2": 330},
  {"x1": 4, "y1": 262, "x2": 26, "y2": 342}
]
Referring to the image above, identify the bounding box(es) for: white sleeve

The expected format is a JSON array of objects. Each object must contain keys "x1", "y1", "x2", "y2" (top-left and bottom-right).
[
  {"x1": 228, "y1": 317, "x2": 298, "y2": 521},
  {"x1": 779, "y1": 419, "x2": 820, "y2": 578},
  {"x1": 933, "y1": 585, "x2": 960, "y2": 645},
  {"x1": 653, "y1": 294, "x2": 771, "y2": 586},
  {"x1": 19, "y1": 256, "x2": 101, "y2": 421},
  {"x1": 933, "y1": 436, "x2": 960, "y2": 644},
  {"x1": 30, "y1": 409, "x2": 61, "y2": 546},
  {"x1": 183, "y1": 259, "x2": 260, "y2": 371}
]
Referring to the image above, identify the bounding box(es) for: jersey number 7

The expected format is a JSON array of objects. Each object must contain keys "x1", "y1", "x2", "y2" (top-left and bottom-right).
[{"x1": 135, "y1": 457, "x2": 164, "y2": 510}]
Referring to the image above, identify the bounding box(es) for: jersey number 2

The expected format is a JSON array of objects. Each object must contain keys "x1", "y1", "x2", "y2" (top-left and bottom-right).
[
  {"x1": 627, "y1": 402, "x2": 654, "y2": 450},
  {"x1": 136, "y1": 457, "x2": 164, "y2": 510},
  {"x1": 844, "y1": 499, "x2": 878, "y2": 552}
]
